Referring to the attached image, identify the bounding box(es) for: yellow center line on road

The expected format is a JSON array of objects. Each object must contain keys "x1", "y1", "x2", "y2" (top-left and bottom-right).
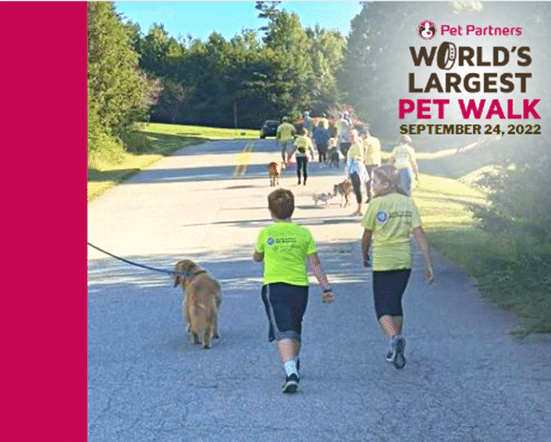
[{"x1": 233, "y1": 141, "x2": 253, "y2": 177}]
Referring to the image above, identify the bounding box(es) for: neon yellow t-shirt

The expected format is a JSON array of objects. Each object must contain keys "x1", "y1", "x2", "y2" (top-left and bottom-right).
[
  {"x1": 391, "y1": 144, "x2": 416, "y2": 170},
  {"x1": 360, "y1": 193, "x2": 421, "y2": 271},
  {"x1": 347, "y1": 140, "x2": 364, "y2": 162},
  {"x1": 293, "y1": 135, "x2": 314, "y2": 157},
  {"x1": 276, "y1": 122, "x2": 296, "y2": 142},
  {"x1": 255, "y1": 222, "x2": 317, "y2": 285},
  {"x1": 363, "y1": 136, "x2": 381, "y2": 166}
]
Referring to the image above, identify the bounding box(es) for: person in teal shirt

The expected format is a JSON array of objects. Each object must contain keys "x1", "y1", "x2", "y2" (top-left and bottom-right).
[{"x1": 253, "y1": 188, "x2": 335, "y2": 393}]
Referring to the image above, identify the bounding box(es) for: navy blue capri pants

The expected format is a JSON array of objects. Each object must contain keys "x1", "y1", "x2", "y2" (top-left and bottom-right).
[{"x1": 262, "y1": 283, "x2": 309, "y2": 343}]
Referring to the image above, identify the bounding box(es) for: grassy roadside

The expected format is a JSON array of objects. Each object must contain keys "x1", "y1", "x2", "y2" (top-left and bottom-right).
[
  {"x1": 134, "y1": 122, "x2": 259, "y2": 139},
  {"x1": 87, "y1": 123, "x2": 258, "y2": 202},
  {"x1": 413, "y1": 162, "x2": 550, "y2": 338}
]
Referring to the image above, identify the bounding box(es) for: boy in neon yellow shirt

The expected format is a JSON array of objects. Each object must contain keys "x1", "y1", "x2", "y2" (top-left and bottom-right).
[
  {"x1": 253, "y1": 189, "x2": 334, "y2": 393},
  {"x1": 360, "y1": 165, "x2": 433, "y2": 370}
]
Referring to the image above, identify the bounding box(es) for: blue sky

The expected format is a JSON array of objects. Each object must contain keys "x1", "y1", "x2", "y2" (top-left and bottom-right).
[{"x1": 114, "y1": 1, "x2": 364, "y2": 41}]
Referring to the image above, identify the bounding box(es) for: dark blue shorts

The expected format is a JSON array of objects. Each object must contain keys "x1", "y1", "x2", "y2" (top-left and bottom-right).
[
  {"x1": 262, "y1": 283, "x2": 309, "y2": 342},
  {"x1": 372, "y1": 269, "x2": 411, "y2": 319}
]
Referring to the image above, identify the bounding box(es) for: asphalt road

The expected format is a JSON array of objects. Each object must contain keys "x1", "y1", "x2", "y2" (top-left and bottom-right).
[{"x1": 88, "y1": 138, "x2": 551, "y2": 441}]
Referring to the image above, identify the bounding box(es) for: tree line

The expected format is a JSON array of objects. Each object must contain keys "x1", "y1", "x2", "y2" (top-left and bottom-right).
[{"x1": 126, "y1": 1, "x2": 346, "y2": 129}]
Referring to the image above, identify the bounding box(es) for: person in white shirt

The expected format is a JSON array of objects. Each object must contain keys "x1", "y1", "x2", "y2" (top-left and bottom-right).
[{"x1": 336, "y1": 112, "x2": 351, "y2": 159}]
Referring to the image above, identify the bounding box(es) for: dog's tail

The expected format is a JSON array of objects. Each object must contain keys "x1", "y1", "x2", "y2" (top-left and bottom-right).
[{"x1": 189, "y1": 297, "x2": 216, "y2": 333}]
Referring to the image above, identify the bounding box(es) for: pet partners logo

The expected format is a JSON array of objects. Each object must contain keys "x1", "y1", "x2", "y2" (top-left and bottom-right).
[
  {"x1": 418, "y1": 21, "x2": 436, "y2": 40},
  {"x1": 376, "y1": 211, "x2": 388, "y2": 223}
]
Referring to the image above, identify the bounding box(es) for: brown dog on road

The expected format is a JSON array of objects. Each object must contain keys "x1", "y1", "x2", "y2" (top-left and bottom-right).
[
  {"x1": 268, "y1": 161, "x2": 285, "y2": 186},
  {"x1": 173, "y1": 259, "x2": 222, "y2": 349},
  {"x1": 334, "y1": 180, "x2": 353, "y2": 207}
]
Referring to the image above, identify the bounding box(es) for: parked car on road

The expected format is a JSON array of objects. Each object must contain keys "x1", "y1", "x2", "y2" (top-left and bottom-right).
[{"x1": 259, "y1": 120, "x2": 280, "y2": 139}]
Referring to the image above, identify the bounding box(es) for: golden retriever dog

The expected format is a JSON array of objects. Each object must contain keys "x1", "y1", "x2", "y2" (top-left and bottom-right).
[
  {"x1": 173, "y1": 259, "x2": 222, "y2": 349},
  {"x1": 334, "y1": 180, "x2": 353, "y2": 207},
  {"x1": 268, "y1": 161, "x2": 285, "y2": 186}
]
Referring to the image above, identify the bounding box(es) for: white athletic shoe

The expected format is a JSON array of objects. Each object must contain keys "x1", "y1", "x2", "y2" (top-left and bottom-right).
[{"x1": 282, "y1": 374, "x2": 299, "y2": 394}]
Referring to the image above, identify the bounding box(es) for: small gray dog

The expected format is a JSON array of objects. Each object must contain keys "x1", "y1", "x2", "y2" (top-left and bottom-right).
[{"x1": 312, "y1": 191, "x2": 334, "y2": 207}]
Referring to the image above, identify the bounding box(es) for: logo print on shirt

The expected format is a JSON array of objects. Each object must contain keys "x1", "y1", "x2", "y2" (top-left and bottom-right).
[
  {"x1": 267, "y1": 237, "x2": 275, "y2": 245},
  {"x1": 376, "y1": 211, "x2": 388, "y2": 223}
]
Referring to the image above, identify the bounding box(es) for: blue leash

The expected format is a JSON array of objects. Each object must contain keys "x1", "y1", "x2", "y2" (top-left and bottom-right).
[{"x1": 87, "y1": 242, "x2": 191, "y2": 277}]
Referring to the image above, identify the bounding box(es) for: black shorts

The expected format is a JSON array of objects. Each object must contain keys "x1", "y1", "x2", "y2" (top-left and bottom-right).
[
  {"x1": 262, "y1": 283, "x2": 308, "y2": 342},
  {"x1": 372, "y1": 269, "x2": 411, "y2": 319}
]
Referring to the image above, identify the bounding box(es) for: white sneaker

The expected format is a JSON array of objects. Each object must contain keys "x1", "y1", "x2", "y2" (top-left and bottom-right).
[{"x1": 282, "y1": 374, "x2": 299, "y2": 394}]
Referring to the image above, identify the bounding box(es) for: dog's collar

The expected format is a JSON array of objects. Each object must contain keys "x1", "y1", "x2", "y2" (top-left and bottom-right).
[{"x1": 181, "y1": 270, "x2": 207, "y2": 288}]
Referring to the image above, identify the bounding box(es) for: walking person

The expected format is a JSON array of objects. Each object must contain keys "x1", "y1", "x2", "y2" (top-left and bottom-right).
[
  {"x1": 390, "y1": 135, "x2": 419, "y2": 196},
  {"x1": 276, "y1": 116, "x2": 296, "y2": 163},
  {"x1": 361, "y1": 128, "x2": 382, "y2": 203},
  {"x1": 344, "y1": 130, "x2": 369, "y2": 216},
  {"x1": 336, "y1": 112, "x2": 351, "y2": 159},
  {"x1": 360, "y1": 165, "x2": 434, "y2": 369},
  {"x1": 289, "y1": 128, "x2": 315, "y2": 185},
  {"x1": 312, "y1": 121, "x2": 330, "y2": 163},
  {"x1": 303, "y1": 111, "x2": 313, "y2": 136},
  {"x1": 318, "y1": 112, "x2": 329, "y2": 130},
  {"x1": 253, "y1": 189, "x2": 335, "y2": 393},
  {"x1": 327, "y1": 127, "x2": 340, "y2": 168}
]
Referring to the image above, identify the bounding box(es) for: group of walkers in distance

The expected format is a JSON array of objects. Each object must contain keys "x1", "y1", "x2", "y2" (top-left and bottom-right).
[
  {"x1": 275, "y1": 111, "x2": 420, "y2": 216},
  {"x1": 255, "y1": 111, "x2": 433, "y2": 393}
]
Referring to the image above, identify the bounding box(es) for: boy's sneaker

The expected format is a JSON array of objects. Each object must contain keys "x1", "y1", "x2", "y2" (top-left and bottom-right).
[
  {"x1": 393, "y1": 336, "x2": 406, "y2": 369},
  {"x1": 386, "y1": 348, "x2": 395, "y2": 363},
  {"x1": 282, "y1": 373, "x2": 299, "y2": 394}
]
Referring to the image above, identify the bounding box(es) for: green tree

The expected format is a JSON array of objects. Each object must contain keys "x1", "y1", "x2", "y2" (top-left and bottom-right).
[
  {"x1": 139, "y1": 23, "x2": 184, "y2": 78},
  {"x1": 88, "y1": 2, "x2": 153, "y2": 158},
  {"x1": 122, "y1": 1, "x2": 346, "y2": 128},
  {"x1": 306, "y1": 26, "x2": 346, "y2": 114},
  {"x1": 257, "y1": 4, "x2": 316, "y2": 116}
]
